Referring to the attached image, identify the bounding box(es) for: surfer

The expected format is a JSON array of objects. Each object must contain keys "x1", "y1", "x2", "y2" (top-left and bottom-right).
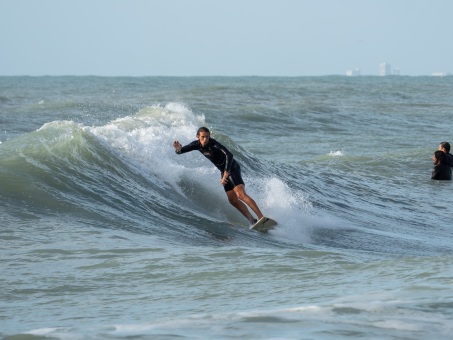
[
  {"x1": 431, "y1": 150, "x2": 452, "y2": 180},
  {"x1": 438, "y1": 142, "x2": 453, "y2": 167},
  {"x1": 173, "y1": 127, "x2": 263, "y2": 224}
]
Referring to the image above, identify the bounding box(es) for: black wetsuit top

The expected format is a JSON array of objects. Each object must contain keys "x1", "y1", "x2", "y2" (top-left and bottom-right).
[
  {"x1": 431, "y1": 164, "x2": 452, "y2": 180},
  {"x1": 446, "y1": 153, "x2": 453, "y2": 167},
  {"x1": 176, "y1": 138, "x2": 244, "y2": 191},
  {"x1": 176, "y1": 138, "x2": 235, "y2": 173}
]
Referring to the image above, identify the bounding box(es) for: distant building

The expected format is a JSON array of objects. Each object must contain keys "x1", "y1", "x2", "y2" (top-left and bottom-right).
[
  {"x1": 393, "y1": 67, "x2": 400, "y2": 76},
  {"x1": 346, "y1": 68, "x2": 361, "y2": 76},
  {"x1": 432, "y1": 72, "x2": 451, "y2": 77},
  {"x1": 379, "y1": 62, "x2": 391, "y2": 76}
]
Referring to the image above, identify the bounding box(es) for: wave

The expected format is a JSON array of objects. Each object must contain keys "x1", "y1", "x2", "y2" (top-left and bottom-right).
[
  {"x1": 2, "y1": 102, "x2": 451, "y2": 255},
  {"x1": 0, "y1": 103, "x2": 316, "y2": 247}
]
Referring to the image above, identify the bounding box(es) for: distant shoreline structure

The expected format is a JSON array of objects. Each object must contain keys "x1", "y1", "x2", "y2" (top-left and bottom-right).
[
  {"x1": 432, "y1": 72, "x2": 451, "y2": 77},
  {"x1": 346, "y1": 63, "x2": 451, "y2": 77},
  {"x1": 1, "y1": 73, "x2": 452, "y2": 78}
]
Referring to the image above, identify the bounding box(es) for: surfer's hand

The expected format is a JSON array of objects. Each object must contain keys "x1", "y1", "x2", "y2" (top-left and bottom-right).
[
  {"x1": 221, "y1": 171, "x2": 228, "y2": 185},
  {"x1": 173, "y1": 141, "x2": 182, "y2": 152}
]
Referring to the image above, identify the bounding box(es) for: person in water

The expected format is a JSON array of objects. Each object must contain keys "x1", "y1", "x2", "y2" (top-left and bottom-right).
[
  {"x1": 173, "y1": 127, "x2": 263, "y2": 224},
  {"x1": 431, "y1": 150, "x2": 452, "y2": 180},
  {"x1": 438, "y1": 142, "x2": 453, "y2": 167}
]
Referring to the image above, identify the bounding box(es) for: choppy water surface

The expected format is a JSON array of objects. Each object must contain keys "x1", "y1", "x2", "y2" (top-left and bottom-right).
[{"x1": 1, "y1": 76, "x2": 453, "y2": 339}]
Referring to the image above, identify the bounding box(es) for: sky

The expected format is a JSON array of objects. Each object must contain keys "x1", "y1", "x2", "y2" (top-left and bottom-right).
[{"x1": 0, "y1": 0, "x2": 452, "y2": 76}]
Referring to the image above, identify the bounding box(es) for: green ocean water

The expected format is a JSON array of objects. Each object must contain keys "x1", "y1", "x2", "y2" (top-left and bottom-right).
[{"x1": 1, "y1": 76, "x2": 453, "y2": 339}]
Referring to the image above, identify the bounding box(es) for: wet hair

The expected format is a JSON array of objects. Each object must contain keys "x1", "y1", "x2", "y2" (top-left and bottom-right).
[
  {"x1": 434, "y1": 150, "x2": 448, "y2": 165},
  {"x1": 197, "y1": 127, "x2": 210, "y2": 136},
  {"x1": 440, "y1": 142, "x2": 450, "y2": 153}
]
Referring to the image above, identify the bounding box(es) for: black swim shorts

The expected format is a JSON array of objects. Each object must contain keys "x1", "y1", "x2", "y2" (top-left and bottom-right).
[{"x1": 223, "y1": 161, "x2": 245, "y2": 192}]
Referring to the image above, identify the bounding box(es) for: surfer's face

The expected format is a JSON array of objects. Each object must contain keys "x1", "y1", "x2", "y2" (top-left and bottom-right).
[
  {"x1": 197, "y1": 131, "x2": 210, "y2": 147},
  {"x1": 433, "y1": 154, "x2": 440, "y2": 165}
]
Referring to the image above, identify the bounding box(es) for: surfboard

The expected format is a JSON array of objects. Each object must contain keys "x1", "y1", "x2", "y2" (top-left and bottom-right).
[{"x1": 250, "y1": 216, "x2": 278, "y2": 232}]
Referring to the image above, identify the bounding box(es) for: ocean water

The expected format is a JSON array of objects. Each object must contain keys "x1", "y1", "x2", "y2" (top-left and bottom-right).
[{"x1": 1, "y1": 76, "x2": 453, "y2": 339}]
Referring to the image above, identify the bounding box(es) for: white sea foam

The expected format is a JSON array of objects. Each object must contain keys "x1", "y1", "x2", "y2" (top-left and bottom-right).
[
  {"x1": 328, "y1": 150, "x2": 344, "y2": 157},
  {"x1": 86, "y1": 103, "x2": 209, "y2": 193}
]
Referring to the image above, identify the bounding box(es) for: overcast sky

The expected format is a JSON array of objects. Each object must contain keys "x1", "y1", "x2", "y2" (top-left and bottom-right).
[{"x1": 0, "y1": 0, "x2": 451, "y2": 76}]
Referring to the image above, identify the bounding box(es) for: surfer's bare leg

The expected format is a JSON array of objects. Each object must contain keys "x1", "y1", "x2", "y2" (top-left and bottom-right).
[
  {"x1": 226, "y1": 189, "x2": 256, "y2": 223},
  {"x1": 232, "y1": 184, "x2": 264, "y2": 220}
]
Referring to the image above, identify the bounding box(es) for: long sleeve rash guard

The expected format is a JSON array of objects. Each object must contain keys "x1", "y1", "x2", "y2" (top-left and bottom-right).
[{"x1": 176, "y1": 138, "x2": 235, "y2": 173}]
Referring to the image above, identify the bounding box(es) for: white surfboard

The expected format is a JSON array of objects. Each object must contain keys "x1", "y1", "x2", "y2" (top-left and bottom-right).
[{"x1": 250, "y1": 216, "x2": 278, "y2": 232}]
